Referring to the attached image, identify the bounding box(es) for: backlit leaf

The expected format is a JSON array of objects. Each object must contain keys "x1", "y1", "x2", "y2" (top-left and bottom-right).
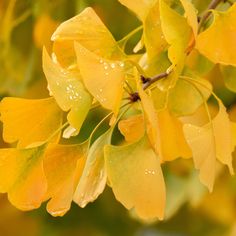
[
  {"x1": 75, "y1": 42, "x2": 125, "y2": 114},
  {"x1": 51, "y1": 7, "x2": 123, "y2": 60},
  {"x1": 167, "y1": 77, "x2": 212, "y2": 116},
  {"x1": 0, "y1": 145, "x2": 47, "y2": 210},
  {"x1": 118, "y1": 110, "x2": 192, "y2": 162},
  {"x1": 183, "y1": 101, "x2": 234, "y2": 191},
  {"x1": 43, "y1": 48, "x2": 92, "y2": 131},
  {"x1": 73, "y1": 130, "x2": 112, "y2": 207},
  {"x1": 157, "y1": 109, "x2": 192, "y2": 161},
  {"x1": 159, "y1": 0, "x2": 192, "y2": 70},
  {"x1": 104, "y1": 135, "x2": 166, "y2": 220},
  {"x1": 119, "y1": 0, "x2": 167, "y2": 60},
  {"x1": 220, "y1": 65, "x2": 236, "y2": 93},
  {"x1": 196, "y1": 4, "x2": 236, "y2": 66},
  {"x1": 44, "y1": 143, "x2": 87, "y2": 217},
  {"x1": 118, "y1": 114, "x2": 144, "y2": 143},
  {"x1": 138, "y1": 84, "x2": 160, "y2": 155},
  {"x1": 180, "y1": 0, "x2": 198, "y2": 38},
  {"x1": 0, "y1": 97, "x2": 62, "y2": 148}
]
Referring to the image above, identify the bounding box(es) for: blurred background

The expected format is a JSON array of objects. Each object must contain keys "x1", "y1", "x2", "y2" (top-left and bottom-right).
[{"x1": 0, "y1": 0, "x2": 236, "y2": 235}]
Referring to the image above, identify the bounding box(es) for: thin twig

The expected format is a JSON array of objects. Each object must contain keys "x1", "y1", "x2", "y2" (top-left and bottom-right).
[
  {"x1": 142, "y1": 71, "x2": 171, "y2": 90},
  {"x1": 198, "y1": 0, "x2": 222, "y2": 32}
]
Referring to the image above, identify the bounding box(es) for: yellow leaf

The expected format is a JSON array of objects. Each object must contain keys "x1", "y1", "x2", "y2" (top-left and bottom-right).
[
  {"x1": 118, "y1": 114, "x2": 144, "y2": 143},
  {"x1": 119, "y1": 0, "x2": 167, "y2": 60},
  {"x1": 138, "y1": 84, "x2": 160, "y2": 155},
  {"x1": 118, "y1": 110, "x2": 192, "y2": 162},
  {"x1": 118, "y1": 0, "x2": 155, "y2": 21},
  {"x1": 44, "y1": 143, "x2": 86, "y2": 217},
  {"x1": 159, "y1": 0, "x2": 192, "y2": 74},
  {"x1": 144, "y1": 1, "x2": 167, "y2": 60},
  {"x1": 0, "y1": 145, "x2": 47, "y2": 210},
  {"x1": 51, "y1": 7, "x2": 123, "y2": 60},
  {"x1": 73, "y1": 131, "x2": 111, "y2": 207},
  {"x1": 196, "y1": 4, "x2": 236, "y2": 66},
  {"x1": 75, "y1": 42, "x2": 124, "y2": 114},
  {"x1": 180, "y1": 0, "x2": 198, "y2": 38},
  {"x1": 33, "y1": 14, "x2": 59, "y2": 50},
  {"x1": 158, "y1": 109, "x2": 192, "y2": 161},
  {"x1": 168, "y1": 77, "x2": 212, "y2": 116},
  {"x1": 183, "y1": 101, "x2": 234, "y2": 191},
  {"x1": 43, "y1": 48, "x2": 92, "y2": 131},
  {"x1": 0, "y1": 97, "x2": 62, "y2": 148},
  {"x1": 104, "y1": 135, "x2": 166, "y2": 220}
]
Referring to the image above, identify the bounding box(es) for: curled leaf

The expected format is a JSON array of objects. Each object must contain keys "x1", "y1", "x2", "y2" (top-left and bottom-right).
[
  {"x1": 196, "y1": 4, "x2": 236, "y2": 66},
  {"x1": 43, "y1": 48, "x2": 92, "y2": 132},
  {"x1": 73, "y1": 130, "x2": 112, "y2": 208}
]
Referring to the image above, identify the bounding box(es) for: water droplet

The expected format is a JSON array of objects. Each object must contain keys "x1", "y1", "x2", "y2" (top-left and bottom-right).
[
  {"x1": 119, "y1": 62, "x2": 125, "y2": 67},
  {"x1": 110, "y1": 63, "x2": 116, "y2": 69},
  {"x1": 99, "y1": 88, "x2": 103, "y2": 92}
]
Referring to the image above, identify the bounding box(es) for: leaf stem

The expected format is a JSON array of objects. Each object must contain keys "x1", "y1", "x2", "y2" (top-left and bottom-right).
[
  {"x1": 118, "y1": 25, "x2": 143, "y2": 45},
  {"x1": 46, "y1": 121, "x2": 69, "y2": 143}
]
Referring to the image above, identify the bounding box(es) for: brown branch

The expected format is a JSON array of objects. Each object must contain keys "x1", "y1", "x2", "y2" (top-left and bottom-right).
[
  {"x1": 142, "y1": 71, "x2": 171, "y2": 90},
  {"x1": 198, "y1": 0, "x2": 222, "y2": 31}
]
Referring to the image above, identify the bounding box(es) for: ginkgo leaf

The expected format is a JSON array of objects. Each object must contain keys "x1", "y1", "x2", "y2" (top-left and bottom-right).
[
  {"x1": 118, "y1": 111, "x2": 192, "y2": 162},
  {"x1": 104, "y1": 135, "x2": 166, "y2": 220},
  {"x1": 0, "y1": 97, "x2": 63, "y2": 148},
  {"x1": 73, "y1": 130, "x2": 112, "y2": 208},
  {"x1": 196, "y1": 4, "x2": 236, "y2": 66},
  {"x1": 167, "y1": 77, "x2": 212, "y2": 116},
  {"x1": 220, "y1": 65, "x2": 236, "y2": 93},
  {"x1": 119, "y1": 0, "x2": 167, "y2": 60},
  {"x1": 180, "y1": 0, "x2": 198, "y2": 38},
  {"x1": 183, "y1": 101, "x2": 234, "y2": 191},
  {"x1": 144, "y1": 1, "x2": 167, "y2": 60},
  {"x1": 43, "y1": 48, "x2": 92, "y2": 132},
  {"x1": 118, "y1": 114, "x2": 144, "y2": 143},
  {"x1": 44, "y1": 143, "x2": 87, "y2": 217},
  {"x1": 118, "y1": 0, "x2": 155, "y2": 21},
  {"x1": 51, "y1": 7, "x2": 123, "y2": 60},
  {"x1": 138, "y1": 84, "x2": 160, "y2": 155},
  {"x1": 75, "y1": 42, "x2": 125, "y2": 114},
  {"x1": 33, "y1": 14, "x2": 58, "y2": 50},
  {"x1": 157, "y1": 109, "x2": 192, "y2": 161},
  {"x1": 159, "y1": 0, "x2": 192, "y2": 69},
  {"x1": 0, "y1": 144, "x2": 47, "y2": 210}
]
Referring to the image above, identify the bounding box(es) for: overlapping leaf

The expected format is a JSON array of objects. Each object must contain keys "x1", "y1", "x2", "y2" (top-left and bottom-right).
[
  {"x1": 183, "y1": 101, "x2": 234, "y2": 191},
  {"x1": 119, "y1": 109, "x2": 192, "y2": 162},
  {"x1": 104, "y1": 135, "x2": 165, "y2": 220},
  {"x1": 159, "y1": 0, "x2": 192, "y2": 72},
  {"x1": 51, "y1": 7, "x2": 123, "y2": 68},
  {"x1": 196, "y1": 4, "x2": 236, "y2": 66},
  {"x1": 44, "y1": 143, "x2": 87, "y2": 216},
  {"x1": 0, "y1": 144, "x2": 47, "y2": 210},
  {"x1": 73, "y1": 130, "x2": 112, "y2": 208},
  {"x1": 43, "y1": 48, "x2": 92, "y2": 132},
  {"x1": 0, "y1": 97, "x2": 62, "y2": 147},
  {"x1": 75, "y1": 42, "x2": 125, "y2": 114},
  {"x1": 119, "y1": 0, "x2": 167, "y2": 60}
]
